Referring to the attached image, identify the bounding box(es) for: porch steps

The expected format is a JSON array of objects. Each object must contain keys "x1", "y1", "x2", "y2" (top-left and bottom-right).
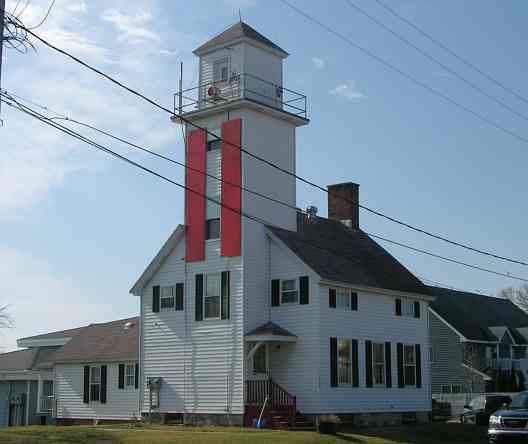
[{"x1": 268, "y1": 410, "x2": 316, "y2": 431}]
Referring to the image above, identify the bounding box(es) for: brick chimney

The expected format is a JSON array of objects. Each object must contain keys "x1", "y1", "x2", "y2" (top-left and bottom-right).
[{"x1": 327, "y1": 182, "x2": 360, "y2": 229}]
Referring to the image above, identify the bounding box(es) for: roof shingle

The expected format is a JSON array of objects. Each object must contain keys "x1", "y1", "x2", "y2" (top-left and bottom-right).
[{"x1": 267, "y1": 216, "x2": 429, "y2": 296}]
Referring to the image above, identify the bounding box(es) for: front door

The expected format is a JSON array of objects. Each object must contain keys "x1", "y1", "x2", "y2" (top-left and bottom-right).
[{"x1": 251, "y1": 344, "x2": 269, "y2": 380}]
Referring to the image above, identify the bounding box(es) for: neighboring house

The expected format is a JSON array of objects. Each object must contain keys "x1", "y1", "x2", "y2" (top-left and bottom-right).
[
  {"x1": 429, "y1": 286, "x2": 528, "y2": 395},
  {"x1": 50, "y1": 317, "x2": 139, "y2": 424},
  {"x1": 130, "y1": 21, "x2": 434, "y2": 427},
  {"x1": 0, "y1": 317, "x2": 139, "y2": 427},
  {"x1": 0, "y1": 326, "x2": 84, "y2": 427}
]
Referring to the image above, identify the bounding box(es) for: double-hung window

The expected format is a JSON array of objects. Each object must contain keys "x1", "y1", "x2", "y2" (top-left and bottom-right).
[
  {"x1": 281, "y1": 279, "x2": 298, "y2": 304},
  {"x1": 402, "y1": 300, "x2": 415, "y2": 317},
  {"x1": 213, "y1": 58, "x2": 229, "y2": 83},
  {"x1": 372, "y1": 343, "x2": 385, "y2": 386},
  {"x1": 90, "y1": 366, "x2": 101, "y2": 402},
  {"x1": 338, "y1": 339, "x2": 352, "y2": 384},
  {"x1": 404, "y1": 344, "x2": 416, "y2": 386},
  {"x1": 160, "y1": 286, "x2": 175, "y2": 310},
  {"x1": 336, "y1": 289, "x2": 351, "y2": 310},
  {"x1": 125, "y1": 364, "x2": 135, "y2": 388},
  {"x1": 205, "y1": 273, "x2": 221, "y2": 319},
  {"x1": 205, "y1": 218, "x2": 220, "y2": 240}
]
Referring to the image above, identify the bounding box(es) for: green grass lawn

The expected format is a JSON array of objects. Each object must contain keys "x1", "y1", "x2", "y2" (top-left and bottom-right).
[{"x1": 0, "y1": 423, "x2": 488, "y2": 444}]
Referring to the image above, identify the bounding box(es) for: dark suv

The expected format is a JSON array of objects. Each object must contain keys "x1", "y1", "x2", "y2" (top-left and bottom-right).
[
  {"x1": 488, "y1": 391, "x2": 528, "y2": 443},
  {"x1": 461, "y1": 395, "x2": 512, "y2": 426}
]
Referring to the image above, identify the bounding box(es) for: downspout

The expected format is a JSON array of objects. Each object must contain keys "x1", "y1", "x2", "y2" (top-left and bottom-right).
[{"x1": 138, "y1": 292, "x2": 143, "y2": 418}]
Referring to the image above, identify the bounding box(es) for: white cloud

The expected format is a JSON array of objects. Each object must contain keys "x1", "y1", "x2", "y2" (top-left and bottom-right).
[
  {"x1": 312, "y1": 57, "x2": 325, "y2": 69},
  {"x1": 41, "y1": 27, "x2": 109, "y2": 62},
  {"x1": 330, "y1": 81, "x2": 366, "y2": 100},
  {"x1": 158, "y1": 49, "x2": 179, "y2": 57},
  {"x1": 66, "y1": 1, "x2": 88, "y2": 14},
  {"x1": 102, "y1": 8, "x2": 160, "y2": 43}
]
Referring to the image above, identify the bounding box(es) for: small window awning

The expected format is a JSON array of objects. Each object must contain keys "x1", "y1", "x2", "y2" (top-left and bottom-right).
[{"x1": 245, "y1": 321, "x2": 297, "y2": 343}]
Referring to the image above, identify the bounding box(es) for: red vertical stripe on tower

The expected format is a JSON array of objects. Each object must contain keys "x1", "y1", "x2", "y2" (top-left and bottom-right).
[
  {"x1": 221, "y1": 118, "x2": 241, "y2": 257},
  {"x1": 185, "y1": 128, "x2": 206, "y2": 262}
]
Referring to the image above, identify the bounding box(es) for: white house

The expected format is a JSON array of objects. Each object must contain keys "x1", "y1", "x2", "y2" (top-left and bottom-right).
[{"x1": 130, "y1": 21, "x2": 433, "y2": 428}]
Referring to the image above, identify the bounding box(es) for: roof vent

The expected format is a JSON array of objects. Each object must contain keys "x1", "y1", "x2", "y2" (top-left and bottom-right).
[
  {"x1": 123, "y1": 321, "x2": 134, "y2": 330},
  {"x1": 306, "y1": 206, "x2": 318, "y2": 218}
]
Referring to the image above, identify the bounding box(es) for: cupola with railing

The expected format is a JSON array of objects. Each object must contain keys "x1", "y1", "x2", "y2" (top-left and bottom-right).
[{"x1": 173, "y1": 22, "x2": 307, "y2": 121}]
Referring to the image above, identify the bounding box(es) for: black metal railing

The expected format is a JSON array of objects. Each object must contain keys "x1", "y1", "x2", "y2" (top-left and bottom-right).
[{"x1": 173, "y1": 73, "x2": 307, "y2": 119}]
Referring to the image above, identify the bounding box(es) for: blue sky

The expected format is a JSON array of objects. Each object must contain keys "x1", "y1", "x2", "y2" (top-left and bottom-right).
[{"x1": 1, "y1": 0, "x2": 527, "y2": 351}]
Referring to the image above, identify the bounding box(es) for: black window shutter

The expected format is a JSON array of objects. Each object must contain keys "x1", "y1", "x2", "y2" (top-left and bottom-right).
[
  {"x1": 152, "y1": 285, "x2": 160, "y2": 313},
  {"x1": 329, "y1": 288, "x2": 336, "y2": 308},
  {"x1": 175, "y1": 283, "x2": 184, "y2": 311},
  {"x1": 195, "y1": 274, "x2": 204, "y2": 321},
  {"x1": 330, "y1": 337, "x2": 338, "y2": 387},
  {"x1": 221, "y1": 271, "x2": 230, "y2": 320},
  {"x1": 351, "y1": 292, "x2": 358, "y2": 311},
  {"x1": 395, "y1": 298, "x2": 402, "y2": 316},
  {"x1": 352, "y1": 339, "x2": 359, "y2": 387},
  {"x1": 135, "y1": 363, "x2": 139, "y2": 389},
  {"x1": 271, "y1": 279, "x2": 280, "y2": 307},
  {"x1": 414, "y1": 301, "x2": 420, "y2": 318},
  {"x1": 397, "y1": 342, "x2": 404, "y2": 388},
  {"x1": 118, "y1": 364, "x2": 125, "y2": 390},
  {"x1": 415, "y1": 344, "x2": 422, "y2": 388},
  {"x1": 100, "y1": 365, "x2": 107, "y2": 404},
  {"x1": 365, "y1": 340, "x2": 373, "y2": 388},
  {"x1": 299, "y1": 276, "x2": 309, "y2": 304},
  {"x1": 385, "y1": 342, "x2": 392, "y2": 388},
  {"x1": 83, "y1": 366, "x2": 90, "y2": 404}
]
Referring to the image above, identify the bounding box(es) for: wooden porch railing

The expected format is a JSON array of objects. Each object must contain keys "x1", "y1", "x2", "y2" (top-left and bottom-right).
[{"x1": 245, "y1": 379, "x2": 296, "y2": 427}]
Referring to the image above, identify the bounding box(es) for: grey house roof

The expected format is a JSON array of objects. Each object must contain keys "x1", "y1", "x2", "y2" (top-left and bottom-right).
[
  {"x1": 267, "y1": 216, "x2": 429, "y2": 296},
  {"x1": 429, "y1": 286, "x2": 528, "y2": 343},
  {"x1": 194, "y1": 21, "x2": 288, "y2": 57},
  {"x1": 0, "y1": 346, "x2": 60, "y2": 371},
  {"x1": 48, "y1": 317, "x2": 139, "y2": 364},
  {"x1": 18, "y1": 325, "x2": 86, "y2": 342}
]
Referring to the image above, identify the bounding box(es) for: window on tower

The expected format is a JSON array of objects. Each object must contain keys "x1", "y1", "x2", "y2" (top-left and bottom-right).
[
  {"x1": 213, "y1": 58, "x2": 229, "y2": 83},
  {"x1": 206, "y1": 218, "x2": 220, "y2": 240},
  {"x1": 207, "y1": 140, "x2": 221, "y2": 151}
]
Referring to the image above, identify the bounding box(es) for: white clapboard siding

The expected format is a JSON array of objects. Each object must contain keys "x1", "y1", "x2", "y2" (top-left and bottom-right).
[
  {"x1": 55, "y1": 363, "x2": 139, "y2": 420},
  {"x1": 267, "y1": 237, "x2": 321, "y2": 413},
  {"x1": 318, "y1": 285, "x2": 431, "y2": 413},
  {"x1": 141, "y1": 236, "x2": 244, "y2": 415}
]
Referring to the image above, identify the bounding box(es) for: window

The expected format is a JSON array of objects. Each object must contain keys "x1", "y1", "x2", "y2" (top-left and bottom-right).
[
  {"x1": 338, "y1": 339, "x2": 352, "y2": 384},
  {"x1": 429, "y1": 347, "x2": 437, "y2": 363},
  {"x1": 206, "y1": 218, "x2": 220, "y2": 240},
  {"x1": 336, "y1": 289, "x2": 351, "y2": 310},
  {"x1": 207, "y1": 140, "x2": 221, "y2": 151},
  {"x1": 441, "y1": 385, "x2": 451, "y2": 394},
  {"x1": 213, "y1": 58, "x2": 229, "y2": 83},
  {"x1": 160, "y1": 285, "x2": 175, "y2": 310},
  {"x1": 253, "y1": 345, "x2": 267, "y2": 375},
  {"x1": 90, "y1": 366, "x2": 101, "y2": 402},
  {"x1": 404, "y1": 345, "x2": 416, "y2": 386},
  {"x1": 281, "y1": 279, "x2": 298, "y2": 304},
  {"x1": 125, "y1": 364, "x2": 135, "y2": 388},
  {"x1": 205, "y1": 273, "x2": 221, "y2": 319},
  {"x1": 372, "y1": 343, "x2": 385, "y2": 386},
  {"x1": 402, "y1": 300, "x2": 415, "y2": 317},
  {"x1": 514, "y1": 346, "x2": 526, "y2": 360},
  {"x1": 451, "y1": 385, "x2": 462, "y2": 394}
]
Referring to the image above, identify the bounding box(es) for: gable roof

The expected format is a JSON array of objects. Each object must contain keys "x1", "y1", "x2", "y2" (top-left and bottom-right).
[
  {"x1": 194, "y1": 21, "x2": 288, "y2": 57},
  {"x1": 48, "y1": 317, "x2": 139, "y2": 364},
  {"x1": 246, "y1": 321, "x2": 296, "y2": 338},
  {"x1": 429, "y1": 286, "x2": 528, "y2": 343},
  {"x1": 130, "y1": 225, "x2": 184, "y2": 295},
  {"x1": 267, "y1": 216, "x2": 429, "y2": 296}
]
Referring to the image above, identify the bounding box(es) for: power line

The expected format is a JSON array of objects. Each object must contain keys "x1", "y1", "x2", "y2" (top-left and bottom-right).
[
  {"x1": 373, "y1": 0, "x2": 528, "y2": 107},
  {"x1": 342, "y1": 0, "x2": 528, "y2": 123},
  {"x1": 9, "y1": 25, "x2": 528, "y2": 268},
  {"x1": 3, "y1": 90, "x2": 528, "y2": 285},
  {"x1": 28, "y1": 0, "x2": 55, "y2": 30},
  {"x1": 278, "y1": 0, "x2": 528, "y2": 148},
  {"x1": 369, "y1": 233, "x2": 528, "y2": 283}
]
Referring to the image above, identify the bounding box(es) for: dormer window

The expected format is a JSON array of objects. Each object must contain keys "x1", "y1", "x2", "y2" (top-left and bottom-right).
[{"x1": 213, "y1": 58, "x2": 229, "y2": 83}]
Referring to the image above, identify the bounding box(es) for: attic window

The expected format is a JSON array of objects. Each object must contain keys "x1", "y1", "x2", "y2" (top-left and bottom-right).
[{"x1": 213, "y1": 58, "x2": 229, "y2": 83}]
